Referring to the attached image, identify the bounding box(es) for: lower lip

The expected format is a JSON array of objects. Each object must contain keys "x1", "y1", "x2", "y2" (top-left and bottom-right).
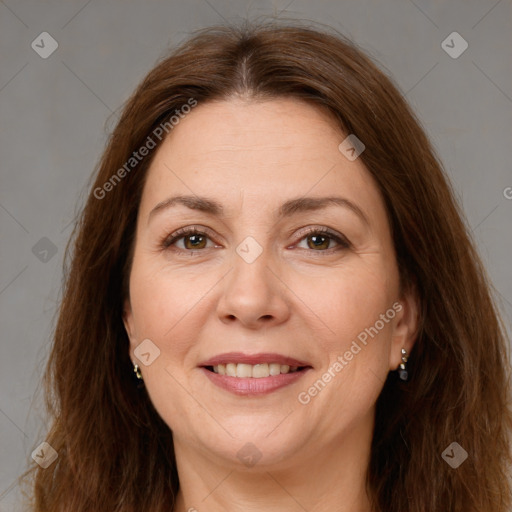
[{"x1": 200, "y1": 367, "x2": 311, "y2": 396}]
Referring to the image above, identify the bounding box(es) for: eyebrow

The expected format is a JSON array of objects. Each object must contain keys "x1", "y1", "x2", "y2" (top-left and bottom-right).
[{"x1": 148, "y1": 194, "x2": 370, "y2": 226}]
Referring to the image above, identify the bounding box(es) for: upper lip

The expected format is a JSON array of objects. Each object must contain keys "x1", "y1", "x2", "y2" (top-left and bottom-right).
[{"x1": 199, "y1": 352, "x2": 312, "y2": 368}]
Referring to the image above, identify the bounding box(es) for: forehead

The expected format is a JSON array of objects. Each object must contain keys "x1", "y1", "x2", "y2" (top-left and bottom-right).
[
  {"x1": 139, "y1": 97, "x2": 385, "y2": 223},
  {"x1": 159, "y1": 97, "x2": 344, "y2": 166}
]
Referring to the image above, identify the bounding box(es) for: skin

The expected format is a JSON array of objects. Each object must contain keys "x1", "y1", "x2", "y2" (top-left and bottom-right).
[{"x1": 123, "y1": 97, "x2": 418, "y2": 512}]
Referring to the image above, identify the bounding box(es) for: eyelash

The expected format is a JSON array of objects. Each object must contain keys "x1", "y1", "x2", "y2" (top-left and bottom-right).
[{"x1": 160, "y1": 226, "x2": 351, "y2": 255}]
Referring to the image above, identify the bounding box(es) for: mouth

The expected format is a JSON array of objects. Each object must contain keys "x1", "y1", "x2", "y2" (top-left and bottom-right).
[
  {"x1": 204, "y1": 363, "x2": 309, "y2": 378},
  {"x1": 198, "y1": 352, "x2": 313, "y2": 395}
]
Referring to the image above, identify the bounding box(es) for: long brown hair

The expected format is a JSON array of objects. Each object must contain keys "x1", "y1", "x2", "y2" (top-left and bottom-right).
[{"x1": 20, "y1": 20, "x2": 512, "y2": 511}]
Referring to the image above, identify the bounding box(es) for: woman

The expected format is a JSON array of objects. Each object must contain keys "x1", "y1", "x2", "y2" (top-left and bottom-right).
[{"x1": 24, "y1": 20, "x2": 512, "y2": 511}]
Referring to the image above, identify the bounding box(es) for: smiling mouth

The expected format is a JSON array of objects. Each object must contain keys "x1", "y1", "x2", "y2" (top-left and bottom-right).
[{"x1": 204, "y1": 363, "x2": 309, "y2": 378}]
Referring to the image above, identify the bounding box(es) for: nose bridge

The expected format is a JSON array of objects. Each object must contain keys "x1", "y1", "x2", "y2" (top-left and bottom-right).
[
  {"x1": 227, "y1": 198, "x2": 274, "y2": 281},
  {"x1": 216, "y1": 227, "x2": 289, "y2": 327},
  {"x1": 229, "y1": 232, "x2": 274, "y2": 299}
]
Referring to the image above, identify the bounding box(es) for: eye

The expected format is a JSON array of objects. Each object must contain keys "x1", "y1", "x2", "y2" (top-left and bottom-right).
[
  {"x1": 294, "y1": 227, "x2": 350, "y2": 253},
  {"x1": 161, "y1": 226, "x2": 217, "y2": 252},
  {"x1": 161, "y1": 226, "x2": 351, "y2": 254}
]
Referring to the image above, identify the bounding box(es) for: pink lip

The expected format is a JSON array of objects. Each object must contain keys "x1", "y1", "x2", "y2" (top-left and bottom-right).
[
  {"x1": 199, "y1": 352, "x2": 311, "y2": 367},
  {"x1": 200, "y1": 367, "x2": 312, "y2": 396}
]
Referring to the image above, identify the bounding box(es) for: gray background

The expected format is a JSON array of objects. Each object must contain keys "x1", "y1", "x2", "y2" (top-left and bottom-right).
[{"x1": 1, "y1": 0, "x2": 511, "y2": 509}]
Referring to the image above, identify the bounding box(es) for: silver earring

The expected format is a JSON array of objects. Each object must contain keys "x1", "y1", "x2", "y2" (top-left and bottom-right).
[{"x1": 398, "y1": 348, "x2": 408, "y2": 381}]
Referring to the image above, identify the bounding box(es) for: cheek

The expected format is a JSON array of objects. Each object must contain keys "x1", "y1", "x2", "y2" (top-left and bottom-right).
[
  {"x1": 128, "y1": 257, "x2": 205, "y2": 340},
  {"x1": 127, "y1": 270, "x2": 185, "y2": 378},
  {"x1": 127, "y1": 265, "x2": 207, "y2": 429},
  {"x1": 302, "y1": 280, "x2": 397, "y2": 420},
  {"x1": 310, "y1": 260, "x2": 397, "y2": 347},
  {"x1": 305, "y1": 267, "x2": 399, "y2": 412}
]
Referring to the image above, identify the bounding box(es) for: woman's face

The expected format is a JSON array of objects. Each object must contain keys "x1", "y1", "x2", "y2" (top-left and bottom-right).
[{"x1": 123, "y1": 97, "x2": 417, "y2": 470}]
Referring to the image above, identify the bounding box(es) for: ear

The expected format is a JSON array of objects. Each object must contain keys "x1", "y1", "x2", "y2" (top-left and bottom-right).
[
  {"x1": 123, "y1": 298, "x2": 137, "y2": 358},
  {"x1": 388, "y1": 283, "x2": 420, "y2": 371}
]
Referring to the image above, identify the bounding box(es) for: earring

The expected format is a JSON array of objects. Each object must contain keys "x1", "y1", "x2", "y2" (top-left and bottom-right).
[
  {"x1": 133, "y1": 363, "x2": 142, "y2": 380},
  {"x1": 398, "y1": 348, "x2": 408, "y2": 381},
  {"x1": 133, "y1": 363, "x2": 144, "y2": 389}
]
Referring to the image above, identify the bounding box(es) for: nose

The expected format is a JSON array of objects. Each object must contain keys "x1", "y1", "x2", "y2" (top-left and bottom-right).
[{"x1": 215, "y1": 242, "x2": 291, "y2": 330}]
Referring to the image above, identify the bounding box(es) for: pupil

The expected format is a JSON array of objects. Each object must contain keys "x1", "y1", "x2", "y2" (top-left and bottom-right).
[
  {"x1": 188, "y1": 235, "x2": 204, "y2": 248},
  {"x1": 310, "y1": 235, "x2": 327, "y2": 249}
]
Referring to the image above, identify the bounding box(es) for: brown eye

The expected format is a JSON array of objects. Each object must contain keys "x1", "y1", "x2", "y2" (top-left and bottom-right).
[
  {"x1": 306, "y1": 233, "x2": 331, "y2": 250},
  {"x1": 161, "y1": 226, "x2": 350, "y2": 255},
  {"x1": 181, "y1": 233, "x2": 208, "y2": 250},
  {"x1": 162, "y1": 227, "x2": 215, "y2": 252},
  {"x1": 296, "y1": 227, "x2": 350, "y2": 252}
]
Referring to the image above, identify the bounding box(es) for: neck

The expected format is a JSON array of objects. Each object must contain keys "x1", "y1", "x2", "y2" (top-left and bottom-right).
[{"x1": 172, "y1": 413, "x2": 376, "y2": 512}]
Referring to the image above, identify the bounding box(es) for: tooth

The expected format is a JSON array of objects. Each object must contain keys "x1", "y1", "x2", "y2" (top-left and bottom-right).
[
  {"x1": 236, "y1": 363, "x2": 253, "y2": 378},
  {"x1": 269, "y1": 363, "x2": 281, "y2": 376},
  {"x1": 252, "y1": 363, "x2": 270, "y2": 378},
  {"x1": 214, "y1": 362, "x2": 301, "y2": 377}
]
